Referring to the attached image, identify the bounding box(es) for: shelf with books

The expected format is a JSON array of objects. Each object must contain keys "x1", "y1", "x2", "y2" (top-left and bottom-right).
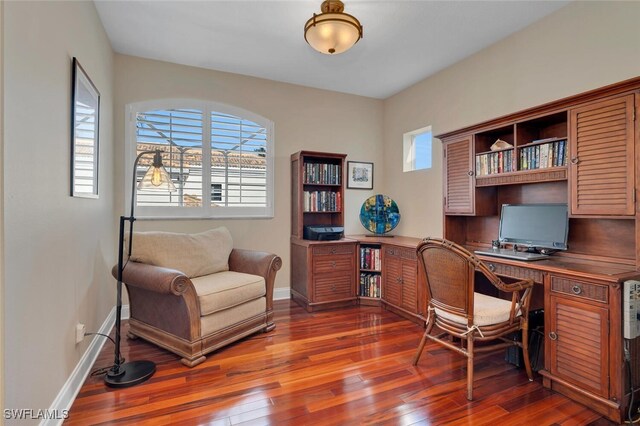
[
  {"x1": 474, "y1": 147, "x2": 515, "y2": 176},
  {"x1": 517, "y1": 138, "x2": 567, "y2": 171},
  {"x1": 359, "y1": 245, "x2": 381, "y2": 272},
  {"x1": 303, "y1": 162, "x2": 342, "y2": 185},
  {"x1": 303, "y1": 190, "x2": 342, "y2": 213},
  {"x1": 359, "y1": 273, "x2": 381, "y2": 299}
]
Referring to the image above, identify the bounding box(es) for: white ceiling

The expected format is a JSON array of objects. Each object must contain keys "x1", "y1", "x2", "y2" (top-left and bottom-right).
[{"x1": 94, "y1": 0, "x2": 568, "y2": 99}]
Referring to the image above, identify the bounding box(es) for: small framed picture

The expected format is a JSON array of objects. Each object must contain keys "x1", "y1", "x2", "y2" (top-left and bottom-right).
[
  {"x1": 71, "y1": 57, "x2": 100, "y2": 198},
  {"x1": 347, "y1": 161, "x2": 374, "y2": 190}
]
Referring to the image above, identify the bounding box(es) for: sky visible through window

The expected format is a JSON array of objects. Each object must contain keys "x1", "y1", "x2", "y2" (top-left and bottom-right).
[{"x1": 414, "y1": 130, "x2": 432, "y2": 170}]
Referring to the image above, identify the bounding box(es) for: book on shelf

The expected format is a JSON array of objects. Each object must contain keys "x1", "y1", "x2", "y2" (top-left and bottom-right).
[
  {"x1": 475, "y1": 149, "x2": 514, "y2": 176},
  {"x1": 303, "y1": 190, "x2": 340, "y2": 212},
  {"x1": 359, "y1": 273, "x2": 381, "y2": 298},
  {"x1": 303, "y1": 163, "x2": 341, "y2": 185},
  {"x1": 360, "y1": 246, "x2": 381, "y2": 270},
  {"x1": 518, "y1": 139, "x2": 567, "y2": 171}
]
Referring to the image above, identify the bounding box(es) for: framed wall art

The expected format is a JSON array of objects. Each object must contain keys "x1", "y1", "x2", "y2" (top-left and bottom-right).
[
  {"x1": 71, "y1": 57, "x2": 100, "y2": 198},
  {"x1": 347, "y1": 161, "x2": 373, "y2": 190}
]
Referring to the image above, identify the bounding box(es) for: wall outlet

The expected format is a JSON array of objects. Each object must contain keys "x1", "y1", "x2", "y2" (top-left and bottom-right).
[{"x1": 75, "y1": 323, "x2": 86, "y2": 344}]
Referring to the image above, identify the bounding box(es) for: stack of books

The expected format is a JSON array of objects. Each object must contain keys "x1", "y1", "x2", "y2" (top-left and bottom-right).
[
  {"x1": 303, "y1": 163, "x2": 341, "y2": 185},
  {"x1": 360, "y1": 246, "x2": 381, "y2": 270},
  {"x1": 359, "y1": 273, "x2": 381, "y2": 298},
  {"x1": 303, "y1": 191, "x2": 341, "y2": 212},
  {"x1": 520, "y1": 138, "x2": 567, "y2": 170}
]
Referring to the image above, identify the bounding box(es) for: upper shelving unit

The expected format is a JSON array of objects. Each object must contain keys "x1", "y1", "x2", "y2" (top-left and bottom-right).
[
  {"x1": 291, "y1": 151, "x2": 347, "y2": 239},
  {"x1": 473, "y1": 111, "x2": 568, "y2": 186}
]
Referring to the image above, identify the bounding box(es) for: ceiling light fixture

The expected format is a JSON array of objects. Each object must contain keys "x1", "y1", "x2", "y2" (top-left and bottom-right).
[{"x1": 304, "y1": 0, "x2": 363, "y2": 55}]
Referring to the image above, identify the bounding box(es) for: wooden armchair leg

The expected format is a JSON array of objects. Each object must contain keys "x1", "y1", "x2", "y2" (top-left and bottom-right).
[
  {"x1": 521, "y1": 325, "x2": 534, "y2": 381},
  {"x1": 412, "y1": 333, "x2": 429, "y2": 365},
  {"x1": 467, "y1": 335, "x2": 474, "y2": 401},
  {"x1": 412, "y1": 318, "x2": 434, "y2": 366}
]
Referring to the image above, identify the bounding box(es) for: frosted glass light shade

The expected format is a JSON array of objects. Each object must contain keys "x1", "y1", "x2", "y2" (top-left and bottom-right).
[
  {"x1": 304, "y1": 1, "x2": 363, "y2": 55},
  {"x1": 137, "y1": 151, "x2": 177, "y2": 191}
]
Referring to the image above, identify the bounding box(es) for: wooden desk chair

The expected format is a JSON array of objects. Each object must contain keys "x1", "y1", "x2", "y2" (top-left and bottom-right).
[{"x1": 412, "y1": 237, "x2": 535, "y2": 400}]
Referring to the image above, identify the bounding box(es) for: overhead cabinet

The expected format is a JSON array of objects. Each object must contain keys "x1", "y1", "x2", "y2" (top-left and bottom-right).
[{"x1": 569, "y1": 94, "x2": 635, "y2": 216}]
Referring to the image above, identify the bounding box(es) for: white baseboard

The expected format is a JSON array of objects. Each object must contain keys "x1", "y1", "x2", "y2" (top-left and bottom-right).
[
  {"x1": 41, "y1": 306, "x2": 120, "y2": 426},
  {"x1": 273, "y1": 287, "x2": 290, "y2": 300}
]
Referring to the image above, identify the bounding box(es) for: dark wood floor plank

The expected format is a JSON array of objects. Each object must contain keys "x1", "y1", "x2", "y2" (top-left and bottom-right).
[{"x1": 66, "y1": 300, "x2": 616, "y2": 425}]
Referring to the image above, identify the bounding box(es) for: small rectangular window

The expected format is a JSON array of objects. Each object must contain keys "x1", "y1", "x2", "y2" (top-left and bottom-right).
[{"x1": 403, "y1": 126, "x2": 432, "y2": 172}]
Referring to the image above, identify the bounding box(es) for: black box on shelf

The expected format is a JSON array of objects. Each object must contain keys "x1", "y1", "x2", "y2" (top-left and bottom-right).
[{"x1": 303, "y1": 226, "x2": 344, "y2": 241}]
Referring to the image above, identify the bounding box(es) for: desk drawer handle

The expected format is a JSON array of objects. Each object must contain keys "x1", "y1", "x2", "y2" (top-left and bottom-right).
[
  {"x1": 330, "y1": 248, "x2": 337, "y2": 254},
  {"x1": 571, "y1": 285, "x2": 582, "y2": 295},
  {"x1": 548, "y1": 332, "x2": 558, "y2": 341},
  {"x1": 487, "y1": 263, "x2": 496, "y2": 272}
]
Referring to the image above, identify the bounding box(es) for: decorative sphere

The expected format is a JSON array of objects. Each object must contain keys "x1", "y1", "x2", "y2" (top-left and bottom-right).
[{"x1": 359, "y1": 194, "x2": 401, "y2": 235}]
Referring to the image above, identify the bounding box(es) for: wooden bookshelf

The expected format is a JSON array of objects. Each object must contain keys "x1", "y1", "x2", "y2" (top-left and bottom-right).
[{"x1": 290, "y1": 151, "x2": 356, "y2": 312}]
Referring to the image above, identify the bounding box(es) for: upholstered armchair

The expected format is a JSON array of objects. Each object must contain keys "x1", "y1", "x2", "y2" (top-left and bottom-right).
[{"x1": 114, "y1": 227, "x2": 282, "y2": 367}]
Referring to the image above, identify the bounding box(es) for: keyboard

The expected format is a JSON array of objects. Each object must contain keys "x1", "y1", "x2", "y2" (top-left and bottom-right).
[{"x1": 474, "y1": 248, "x2": 548, "y2": 261}]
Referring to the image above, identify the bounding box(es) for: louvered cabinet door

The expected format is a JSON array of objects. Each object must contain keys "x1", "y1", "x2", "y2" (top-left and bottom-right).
[
  {"x1": 382, "y1": 248, "x2": 403, "y2": 307},
  {"x1": 570, "y1": 94, "x2": 635, "y2": 216},
  {"x1": 444, "y1": 137, "x2": 474, "y2": 215},
  {"x1": 548, "y1": 293, "x2": 609, "y2": 398}
]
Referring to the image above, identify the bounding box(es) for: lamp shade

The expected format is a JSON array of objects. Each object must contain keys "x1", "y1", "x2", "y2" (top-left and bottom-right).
[
  {"x1": 305, "y1": 1, "x2": 363, "y2": 55},
  {"x1": 137, "y1": 151, "x2": 177, "y2": 191}
]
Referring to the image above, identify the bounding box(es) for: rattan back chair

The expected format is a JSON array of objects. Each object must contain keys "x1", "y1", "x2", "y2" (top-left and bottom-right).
[{"x1": 412, "y1": 237, "x2": 535, "y2": 400}]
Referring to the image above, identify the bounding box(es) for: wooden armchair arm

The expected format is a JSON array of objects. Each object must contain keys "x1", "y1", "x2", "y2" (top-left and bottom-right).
[
  {"x1": 474, "y1": 261, "x2": 535, "y2": 322},
  {"x1": 228, "y1": 249, "x2": 282, "y2": 310},
  {"x1": 112, "y1": 262, "x2": 194, "y2": 296}
]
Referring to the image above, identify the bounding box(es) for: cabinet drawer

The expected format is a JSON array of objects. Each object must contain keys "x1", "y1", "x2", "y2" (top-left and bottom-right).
[
  {"x1": 313, "y1": 244, "x2": 355, "y2": 256},
  {"x1": 384, "y1": 246, "x2": 417, "y2": 260},
  {"x1": 484, "y1": 261, "x2": 544, "y2": 284},
  {"x1": 313, "y1": 256, "x2": 353, "y2": 273},
  {"x1": 313, "y1": 273, "x2": 354, "y2": 302},
  {"x1": 551, "y1": 276, "x2": 608, "y2": 303}
]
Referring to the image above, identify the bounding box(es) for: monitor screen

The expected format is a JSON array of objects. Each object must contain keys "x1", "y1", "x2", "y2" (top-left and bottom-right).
[{"x1": 499, "y1": 203, "x2": 569, "y2": 250}]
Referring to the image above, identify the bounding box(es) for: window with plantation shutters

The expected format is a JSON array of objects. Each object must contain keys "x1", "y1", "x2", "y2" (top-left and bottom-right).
[{"x1": 126, "y1": 100, "x2": 274, "y2": 218}]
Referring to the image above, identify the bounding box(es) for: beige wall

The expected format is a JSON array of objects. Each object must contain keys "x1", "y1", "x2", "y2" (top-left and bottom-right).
[
  {"x1": 3, "y1": 1, "x2": 114, "y2": 419},
  {"x1": 114, "y1": 55, "x2": 384, "y2": 290},
  {"x1": 382, "y1": 1, "x2": 640, "y2": 238}
]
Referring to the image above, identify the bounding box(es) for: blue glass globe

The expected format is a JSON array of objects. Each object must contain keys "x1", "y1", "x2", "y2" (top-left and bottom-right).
[{"x1": 359, "y1": 194, "x2": 401, "y2": 235}]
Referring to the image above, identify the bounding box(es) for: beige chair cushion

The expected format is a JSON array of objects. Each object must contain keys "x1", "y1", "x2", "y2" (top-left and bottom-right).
[
  {"x1": 436, "y1": 292, "x2": 518, "y2": 327},
  {"x1": 201, "y1": 297, "x2": 266, "y2": 336},
  {"x1": 129, "y1": 227, "x2": 233, "y2": 278},
  {"x1": 191, "y1": 271, "x2": 266, "y2": 316}
]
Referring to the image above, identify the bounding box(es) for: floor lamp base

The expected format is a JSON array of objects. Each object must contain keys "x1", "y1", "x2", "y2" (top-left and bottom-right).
[{"x1": 104, "y1": 360, "x2": 156, "y2": 388}]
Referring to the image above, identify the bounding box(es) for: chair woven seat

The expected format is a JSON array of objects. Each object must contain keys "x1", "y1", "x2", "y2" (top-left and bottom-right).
[{"x1": 435, "y1": 292, "x2": 520, "y2": 327}]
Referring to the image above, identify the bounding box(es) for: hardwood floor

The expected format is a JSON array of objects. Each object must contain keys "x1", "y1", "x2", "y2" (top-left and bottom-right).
[{"x1": 67, "y1": 300, "x2": 615, "y2": 425}]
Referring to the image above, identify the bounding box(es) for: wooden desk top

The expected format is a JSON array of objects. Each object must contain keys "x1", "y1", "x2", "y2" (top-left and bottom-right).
[
  {"x1": 346, "y1": 234, "x2": 423, "y2": 248},
  {"x1": 347, "y1": 234, "x2": 640, "y2": 284},
  {"x1": 471, "y1": 248, "x2": 639, "y2": 284}
]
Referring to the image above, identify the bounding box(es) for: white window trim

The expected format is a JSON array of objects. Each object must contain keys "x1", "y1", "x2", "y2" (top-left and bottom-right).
[
  {"x1": 125, "y1": 99, "x2": 275, "y2": 219},
  {"x1": 403, "y1": 125, "x2": 432, "y2": 172}
]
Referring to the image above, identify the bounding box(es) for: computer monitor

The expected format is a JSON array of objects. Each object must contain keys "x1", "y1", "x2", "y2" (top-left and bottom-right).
[{"x1": 499, "y1": 203, "x2": 569, "y2": 251}]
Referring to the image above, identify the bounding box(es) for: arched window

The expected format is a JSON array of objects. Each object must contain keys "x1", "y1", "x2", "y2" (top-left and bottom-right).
[{"x1": 125, "y1": 99, "x2": 274, "y2": 218}]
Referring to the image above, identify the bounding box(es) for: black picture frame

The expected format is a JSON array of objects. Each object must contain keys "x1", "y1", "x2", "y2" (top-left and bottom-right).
[
  {"x1": 71, "y1": 57, "x2": 100, "y2": 198},
  {"x1": 347, "y1": 161, "x2": 374, "y2": 189}
]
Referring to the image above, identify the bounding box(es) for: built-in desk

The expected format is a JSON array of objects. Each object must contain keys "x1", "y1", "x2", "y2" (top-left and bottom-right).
[{"x1": 472, "y1": 248, "x2": 640, "y2": 424}]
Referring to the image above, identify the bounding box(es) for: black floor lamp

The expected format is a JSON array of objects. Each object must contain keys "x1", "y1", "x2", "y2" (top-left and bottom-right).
[{"x1": 105, "y1": 149, "x2": 176, "y2": 388}]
